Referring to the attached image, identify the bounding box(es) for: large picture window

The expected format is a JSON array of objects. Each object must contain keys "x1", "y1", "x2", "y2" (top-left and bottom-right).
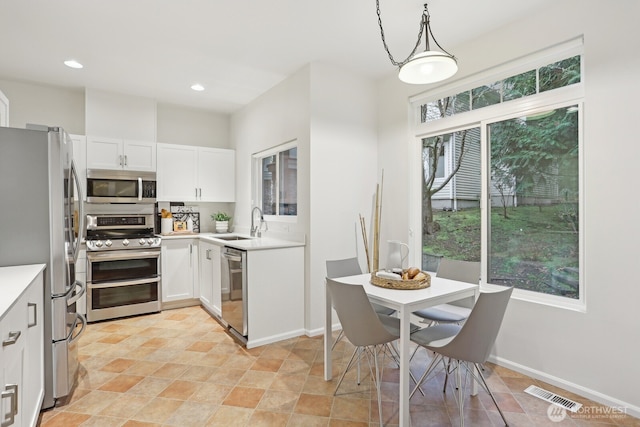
[
  {"x1": 413, "y1": 44, "x2": 583, "y2": 306},
  {"x1": 488, "y1": 106, "x2": 579, "y2": 298},
  {"x1": 254, "y1": 142, "x2": 298, "y2": 217}
]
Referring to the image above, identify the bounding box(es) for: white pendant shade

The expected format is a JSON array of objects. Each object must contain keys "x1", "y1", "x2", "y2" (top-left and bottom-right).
[{"x1": 398, "y1": 51, "x2": 458, "y2": 84}]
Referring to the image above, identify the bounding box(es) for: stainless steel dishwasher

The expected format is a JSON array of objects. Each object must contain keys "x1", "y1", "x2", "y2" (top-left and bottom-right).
[{"x1": 221, "y1": 246, "x2": 247, "y2": 340}]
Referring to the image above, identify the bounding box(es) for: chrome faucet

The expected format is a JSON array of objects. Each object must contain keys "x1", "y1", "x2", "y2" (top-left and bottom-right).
[{"x1": 250, "y1": 206, "x2": 265, "y2": 237}]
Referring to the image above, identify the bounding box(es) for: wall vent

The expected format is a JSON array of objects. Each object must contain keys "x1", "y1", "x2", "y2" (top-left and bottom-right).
[{"x1": 525, "y1": 385, "x2": 582, "y2": 413}]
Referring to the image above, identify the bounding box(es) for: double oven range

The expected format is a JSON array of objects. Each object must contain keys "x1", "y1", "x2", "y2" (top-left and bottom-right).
[{"x1": 85, "y1": 213, "x2": 162, "y2": 322}]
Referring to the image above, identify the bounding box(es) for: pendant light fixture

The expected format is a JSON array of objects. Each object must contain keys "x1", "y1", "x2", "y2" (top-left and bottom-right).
[{"x1": 377, "y1": 1, "x2": 458, "y2": 85}]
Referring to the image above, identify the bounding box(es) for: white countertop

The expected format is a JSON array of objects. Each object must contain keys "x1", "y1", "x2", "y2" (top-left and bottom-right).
[
  {"x1": 160, "y1": 232, "x2": 305, "y2": 251},
  {"x1": 0, "y1": 264, "x2": 46, "y2": 319}
]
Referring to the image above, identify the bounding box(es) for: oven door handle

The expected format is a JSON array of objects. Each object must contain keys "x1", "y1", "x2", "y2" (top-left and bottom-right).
[
  {"x1": 88, "y1": 277, "x2": 161, "y2": 289},
  {"x1": 87, "y1": 250, "x2": 161, "y2": 261}
]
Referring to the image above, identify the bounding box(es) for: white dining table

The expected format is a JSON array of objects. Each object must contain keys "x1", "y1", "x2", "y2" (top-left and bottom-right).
[{"x1": 324, "y1": 273, "x2": 479, "y2": 426}]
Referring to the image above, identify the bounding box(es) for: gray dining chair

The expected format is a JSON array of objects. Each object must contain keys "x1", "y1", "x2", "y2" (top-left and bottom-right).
[
  {"x1": 326, "y1": 257, "x2": 395, "y2": 350},
  {"x1": 326, "y1": 257, "x2": 401, "y2": 387},
  {"x1": 326, "y1": 278, "x2": 401, "y2": 426},
  {"x1": 326, "y1": 257, "x2": 395, "y2": 317},
  {"x1": 413, "y1": 259, "x2": 480, "y2": 325},
  {"x1": 410, "y1": 286, "x2": 514, "y2": 427}
]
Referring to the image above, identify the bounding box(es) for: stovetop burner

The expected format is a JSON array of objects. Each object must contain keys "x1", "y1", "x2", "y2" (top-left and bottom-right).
[{"x1": 86, "y1": 213, "x2": 160, "y2": 251}]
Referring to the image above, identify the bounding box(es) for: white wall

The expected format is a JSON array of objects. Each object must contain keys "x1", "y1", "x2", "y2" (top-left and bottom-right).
[
  {"x1": 308, "y1": 63, "x2": 378, "y2": 332},
  {"x1": 230, "y1": 65, "x2": 311, "y2": 237},
  {"x1": 0, "y1": 79, "x2": 84, "y2": 133},
  {"x1": 230, "y1": 63, "x2": 378, "y2": 334},
  {"x1": 157, "y1": 103, "x2": 230, "y2": 148},
  {"x1": 377, "y1": 0, "x2": 640, "y2": 415},
  {"x1": 85, "y1": 88, "x2": 156, "y2": 140}
]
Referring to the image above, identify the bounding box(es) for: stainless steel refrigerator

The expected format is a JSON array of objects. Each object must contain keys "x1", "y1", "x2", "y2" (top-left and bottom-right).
[{"x1": 0, "y1": 125, "x2": 86, "y2": 410}]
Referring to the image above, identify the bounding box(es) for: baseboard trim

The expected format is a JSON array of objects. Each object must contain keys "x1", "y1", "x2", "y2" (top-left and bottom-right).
[
  {"x1": 490, "y1": 355, "x2": 640, "y2": 419},
  {"x1": 162, "y1": 298, "x2": 200, "y2": 310},
  {"x1": 247, "y1": 329, "x2": 306, "y2": 349}
]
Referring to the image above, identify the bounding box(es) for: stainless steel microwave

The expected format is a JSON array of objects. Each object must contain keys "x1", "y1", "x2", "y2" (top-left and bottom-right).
[{"x1": 86, "y1": 169, "x2": 156, "y2": 203}]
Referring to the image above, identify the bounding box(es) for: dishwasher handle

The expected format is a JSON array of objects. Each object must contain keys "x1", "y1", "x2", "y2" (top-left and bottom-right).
[{"x1": 222, "y1": 253, "x2": 242, "y2": 262}]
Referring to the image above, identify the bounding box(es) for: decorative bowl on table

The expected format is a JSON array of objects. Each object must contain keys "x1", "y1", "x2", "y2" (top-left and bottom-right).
[{"x1": 370, "y1": 268, "x2": 431, "y2": 290}]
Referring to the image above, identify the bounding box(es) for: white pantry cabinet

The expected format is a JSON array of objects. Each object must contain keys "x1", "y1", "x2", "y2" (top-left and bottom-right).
[
  {"x1": 161, "y1": 239, "x2": 199, "y2": 304},
  {"x1": 1, "y1": 266, "x2": 44, "y2": 427},
  {"x1": 86, "y1": 136, "x2": 156, "y2": 171},
  {"x1": 199, "y1": 241, "x2": 222, "y2": 316},
  {"x1": 156, "y1": 143, "x2": 235, "y2": 202}
]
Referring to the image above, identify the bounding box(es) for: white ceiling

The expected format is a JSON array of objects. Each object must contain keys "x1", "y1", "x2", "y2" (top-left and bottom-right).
[{"x1": 0, "y1": 0, "x2": 552, "y2": 114}]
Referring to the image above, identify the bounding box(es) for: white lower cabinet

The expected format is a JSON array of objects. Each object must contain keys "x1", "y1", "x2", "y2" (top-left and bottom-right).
[
  {"x1": 199, "y1": 241, "x2": 222, "y2": 316},
  {"x1": 161, "y1": 239, "x2": 199, "y2": 304},
  {"x1": 246, "y1": 246, "x2": 304, "y2": 348},
  {"x1": 1, "y1": 268, "x2": 44, "y2": 427}
]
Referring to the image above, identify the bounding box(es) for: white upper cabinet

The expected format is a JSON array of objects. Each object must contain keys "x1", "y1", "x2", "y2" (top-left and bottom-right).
[
  {"x1": 157, "y1": 144, "x2": 199, "y2": 201},
  {"x1": 198, "y1": 148, "x2": 235, "y2": 202},
  {"x1": 157, "y1": 143, "x2": 235, "y2": 202},
  {"x1": 86, "y1": 136, "x2": 156, "y2": 171}
]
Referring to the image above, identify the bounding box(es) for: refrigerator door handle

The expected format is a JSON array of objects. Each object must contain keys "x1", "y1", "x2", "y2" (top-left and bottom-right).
[
  {"x1": 70, "y1": 160, "x2": 84, "y2": 263},
  {"x1": 68, "y1": 313, "x2": 87, "y2": 345},
  {"x1": 67, "y1": 280, "x2": 86, "y2": 307}
]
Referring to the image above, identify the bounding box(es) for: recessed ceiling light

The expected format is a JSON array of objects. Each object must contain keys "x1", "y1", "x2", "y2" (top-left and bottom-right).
[
  {"x1": 191, "y1": 84, "x2": 205, "y2": 91},
  {"x1": 64, "y1": 59, "x2": 83, "y2": 69}
]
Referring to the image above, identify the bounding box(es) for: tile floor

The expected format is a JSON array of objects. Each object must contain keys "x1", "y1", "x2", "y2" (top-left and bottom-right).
[{"x1": 38, "y1": 306, "x2": 638, "y2": 426}]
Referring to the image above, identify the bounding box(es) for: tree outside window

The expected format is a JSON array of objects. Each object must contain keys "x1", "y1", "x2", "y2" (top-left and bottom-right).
[{"x1": 419, "y1": 54, "x2": 581, "y2": 299}]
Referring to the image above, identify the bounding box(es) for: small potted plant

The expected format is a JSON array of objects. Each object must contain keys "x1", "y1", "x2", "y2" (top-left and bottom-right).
[{"x1": 212, "y1": 211, "x2": 232, "y2": 233}]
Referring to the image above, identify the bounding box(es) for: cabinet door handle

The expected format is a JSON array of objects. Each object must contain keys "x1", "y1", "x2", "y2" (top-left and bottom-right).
[
  {"x1": 119, "y1": 154, "x2": 123, "y2": 166},
  {"x1": 1, "y1": 384, "x2": 17, "y2": 427},
  {"x1": 195, "y1": 188, "x2": 198, "y2": 198},
  {"x1": 2, "y1": 331, "x2": 21, "y2": 347},
  {"x1": 206, "y1": 249, "x2": 211, "y2": 260},
  {"x1": 124, "y1": 155, "x2": 128, "y2": 166},
  {"x1": 28, "y1": 302, "x2": 37, "y2": 328}
]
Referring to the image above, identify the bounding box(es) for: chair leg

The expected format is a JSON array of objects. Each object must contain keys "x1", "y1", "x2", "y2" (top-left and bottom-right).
[
  {"x1": 373, "y1": 345, "x2": 384, "y2": 427},
  {"x1": 385, "y1": 342, "x2": 425, "y2": 396},
  {"x1": 357, "y1": 347, "x2": 362, "y2": 384},
  {"x1": 456, "y1": 360, "x2": 464, "y2": 427},
  {"x1": 331, "y1": 329, "x2": 344, "y2": 350},
  {"x1": 410, "y1": 353, "x2": 442, "y2": 399},
  {"x1": 474, "y1": 363, "x2": 509, "y2": 426},
  {"x1": 334, "y1": 347, "x2": 359, "y2": 395}
]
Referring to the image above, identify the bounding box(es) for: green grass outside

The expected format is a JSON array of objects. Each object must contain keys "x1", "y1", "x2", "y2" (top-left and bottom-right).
[{"x1": 423, "y1": 204, "x2": 579, "y2": 298}]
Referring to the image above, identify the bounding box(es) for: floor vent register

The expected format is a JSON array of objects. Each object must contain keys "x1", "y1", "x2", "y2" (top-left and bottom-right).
[{"x1": 525, "y1": 385, "x2": 583, "y2": 413}]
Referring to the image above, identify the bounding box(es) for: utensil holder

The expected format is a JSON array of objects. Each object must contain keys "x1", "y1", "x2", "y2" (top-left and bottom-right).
[{"x1": 161, "y1": 218, "x2": 173, "y2": 235}]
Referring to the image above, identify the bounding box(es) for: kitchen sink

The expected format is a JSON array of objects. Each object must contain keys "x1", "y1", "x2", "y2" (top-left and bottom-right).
[{"x1": 214, "y1": 235, "x2": 252, "y2": 241}]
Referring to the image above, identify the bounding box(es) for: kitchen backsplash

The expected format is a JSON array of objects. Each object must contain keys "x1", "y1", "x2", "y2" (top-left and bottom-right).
[
  {"x1": 156, "y1": 201, "x2": 234, "y2": 233},
  {"x1": 170, "y1": 205, "x2": 200, "y2": 232}
]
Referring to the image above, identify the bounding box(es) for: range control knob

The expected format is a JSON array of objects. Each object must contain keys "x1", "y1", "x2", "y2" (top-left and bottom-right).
[
  {"x1": 95, "y1": 240, "x2": 103, "y2": 248},
  {"x1": 122, "y1": 239, "x2": 129, "y2": 246},
  {"x1": 139, "y1": 238, "x2": 147, "y2": 245},
  {"x1": 147, "y1": 238, "x2": 155, "y2": 245},
  {"x1": 105, "y1": 240, "x2": 112, "y2": 247}
]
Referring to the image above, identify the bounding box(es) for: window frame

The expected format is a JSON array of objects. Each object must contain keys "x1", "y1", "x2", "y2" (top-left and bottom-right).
[
  {"x1": 408, "y1": 40, "x2": 585, "y2": 311},
  {"x1": 252, "y1": 139, "x2": 298, "y2": 222}
]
